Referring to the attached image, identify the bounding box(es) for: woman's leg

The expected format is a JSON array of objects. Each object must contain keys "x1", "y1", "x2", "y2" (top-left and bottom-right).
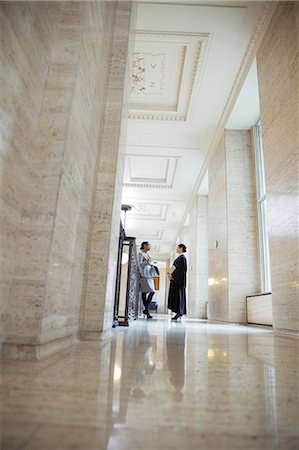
[
  {"x1": 145, "y1": 292, "x2": 155, "y2": 318},
  {"x1": 142, "y1": 292, "x2": 147, "y2": 313},
  {"x1": 142, "y1": 292, "x2": 153, "y2": 319},
  {"x1": 147, "y1": 292, "x2": 155, "y2": 303}
]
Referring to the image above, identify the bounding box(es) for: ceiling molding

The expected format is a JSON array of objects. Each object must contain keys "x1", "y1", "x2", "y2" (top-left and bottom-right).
[
  {"x1": 123, "y1": 183, "x2": 173, "y2": 189},
  {"x1": 129, "y1": 30, "x2": 210, "y2": 121},
  {"x1": 173, "y1": 2, "x2": 277, "y2": 247},
  {"x1": 203, "y1": 3, "x2": 276, "y2": 167},
  {"x1": 123, "y1": 3, "x2": 276, "y2": 261},
  {"x1": 126, "y1": 142, "x2": 200, "y2": 150}
]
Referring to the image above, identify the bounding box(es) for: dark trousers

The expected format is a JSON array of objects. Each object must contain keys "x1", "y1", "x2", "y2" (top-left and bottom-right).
[{"x1": 142, "y1": 292, "x2": 155, "y2": 312}]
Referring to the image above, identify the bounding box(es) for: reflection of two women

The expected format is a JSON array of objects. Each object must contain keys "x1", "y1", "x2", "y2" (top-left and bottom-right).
[
  {"x1": 131, "y1": 328, "x2": 156, "y2": 400},
  {"x1": 166, "y1": 326, "x2": 186, "y2": 402}
]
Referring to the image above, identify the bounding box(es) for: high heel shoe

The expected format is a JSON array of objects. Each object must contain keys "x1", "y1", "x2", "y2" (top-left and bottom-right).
[
  {"x1": 143, "y1": 310, "x2": 153, "y2": 319},
  {"x1": 171, "y1": 313, "x2": 181, "y2": 321}
]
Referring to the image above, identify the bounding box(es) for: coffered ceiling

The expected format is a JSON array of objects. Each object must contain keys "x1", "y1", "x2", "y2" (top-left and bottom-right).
[{"x1": 121, "y1": 1, "x2": 274, "y2": 260}]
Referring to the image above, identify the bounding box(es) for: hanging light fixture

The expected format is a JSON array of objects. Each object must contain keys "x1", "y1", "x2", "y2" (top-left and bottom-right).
[{"x1": 121, "y1": 204, "x2": 132, "y2": 232}]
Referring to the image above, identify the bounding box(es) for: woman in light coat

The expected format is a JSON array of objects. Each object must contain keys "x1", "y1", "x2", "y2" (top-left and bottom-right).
[{"x1": 138, "y1": 241, "x2": 157, "y2": 319}]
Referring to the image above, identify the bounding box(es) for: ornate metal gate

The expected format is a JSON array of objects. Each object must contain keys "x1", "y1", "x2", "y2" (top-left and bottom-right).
[{"x1": 113, "y1": 224, "x2": 140, "y2": 327}]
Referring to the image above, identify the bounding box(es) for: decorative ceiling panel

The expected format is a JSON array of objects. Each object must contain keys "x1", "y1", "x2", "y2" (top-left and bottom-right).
[
  {"x1": 131, "y1": 47, "x2": 185, "y2": 111},
  {"x1": 129, "y1": 31, "x2": 210, "y2": 121},
  {"x1": 129, "y1": 203, "x2": 169, "y2": 221},
  {"x1": 123, "y1": 154, "x2": 179, "y2": 188},
  {"x1": 129, "y1": 156, "x2": 168, "y2": 182}
]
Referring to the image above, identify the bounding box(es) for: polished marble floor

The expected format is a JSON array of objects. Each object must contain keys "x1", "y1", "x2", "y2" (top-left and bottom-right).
[{"x1": 1, "y1": 315, "x2": 299, "y2": 450}]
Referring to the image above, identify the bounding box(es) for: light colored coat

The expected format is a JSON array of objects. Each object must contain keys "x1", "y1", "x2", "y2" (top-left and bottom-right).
[{"x1": 138, "y1": 251, "x2": 157, "y2": 293}]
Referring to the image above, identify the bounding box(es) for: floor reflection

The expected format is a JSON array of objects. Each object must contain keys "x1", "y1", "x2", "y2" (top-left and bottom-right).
[
  {"x1": 111, "y1": 326, "x2": 156, "y2": 428},
  {"x1": 166, "y1": 325, "x2": 186, "y2": 402},
  {"x1": 1, "y1": 316, "x2": 299, "y2": 450}
]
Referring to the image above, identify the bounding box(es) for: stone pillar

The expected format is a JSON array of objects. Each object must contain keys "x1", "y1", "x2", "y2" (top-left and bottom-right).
[
  {"x1": 188, "y1": 195, "x2": 208, "y2": 318},
  {"x1": 0, "y1": 1, "x2": 127, "y2": 360},
  {"x1": 208, "y1": 130, "x2": 259, "y2": 322},
  {"x1": 80, "y1": 2, "x2": 134, "y2": 340},
  {"x1": 208, "y1": 135, "x2": 229, "y2": 321},
  {"x1": 257, "y1": 2, "x2": 299, "y2": 333},
  {"x1": 225, "y1": 130, "x2": 259, "y2": 322}
]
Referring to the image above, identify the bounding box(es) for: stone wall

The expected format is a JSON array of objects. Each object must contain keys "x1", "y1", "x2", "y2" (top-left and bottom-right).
[
  {"x1": 226, "y1": 130, "x2": 259, "y2": 322},
  {"x1": 257, "y1": 2, "x2": 299, "y2": 333},
  {"x1": 0, "y1": 1, "x2": 132, "y2": 359},
  {"x1": 80, "y1": 2, "x2": 134, "y2": 340},
  {"x1": 208, "y1": 131, "x2": 259, "y2": 322},
  {"x1": 188, "y1": 195, "x2": 208, "y2": 318},
  {"x1": 208, "y1": 134, "x2": 229, "y2": 321}
]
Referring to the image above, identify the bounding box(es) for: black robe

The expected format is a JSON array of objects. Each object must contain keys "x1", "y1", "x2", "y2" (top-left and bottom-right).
[{"x1": 167, "y1": 254, "x2": 187, "y2": 315}]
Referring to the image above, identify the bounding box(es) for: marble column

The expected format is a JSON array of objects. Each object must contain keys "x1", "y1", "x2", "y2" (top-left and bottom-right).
[
  {"x1": 208, "y1": 130, "x2": 259, "y2": 322},
  {"x1": 208, "y1": 134, "x2": 229, "y2": 321},
  {"x1": 225, "y1": 130, "x2": 259, "y2": 322},
  {"x1": 257, "y1": 2, "x2": 299, "y2": 333},
  {"x1": 188, "y1": 195, "x2": 208, "y2": 319},
  {"x1": 0, "y1": 1, "x2": 127, "y2": 360},
  {"x1": 80, "y1": 2, "x2": 134, "y2": 341}
]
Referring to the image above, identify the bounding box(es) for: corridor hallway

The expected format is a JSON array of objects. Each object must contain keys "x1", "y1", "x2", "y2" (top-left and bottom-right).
[{"x1": 1, "y1": 316, "x2": 299, "y2": 450}]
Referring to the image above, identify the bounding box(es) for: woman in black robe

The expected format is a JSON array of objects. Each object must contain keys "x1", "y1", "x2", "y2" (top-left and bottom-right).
[{"x1": 167, "y1": 244, "x2": 187, "y2": 320}]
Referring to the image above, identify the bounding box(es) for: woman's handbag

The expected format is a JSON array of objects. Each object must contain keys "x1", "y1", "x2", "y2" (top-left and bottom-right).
[{"x1": 153, "y1": 276, "x2": 160, "y2": 290}]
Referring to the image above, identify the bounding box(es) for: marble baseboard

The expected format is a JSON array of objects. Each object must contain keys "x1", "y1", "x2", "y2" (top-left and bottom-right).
[
  {"x1": 246, "y1": 294, "x2": 273, "y2": 326},
  {"x1": 274, "y1": 328, "x2": 299, "y2": 339},
  {"x1": 1, "y1": 334, "x2": 77, "y2": 361},
  {"x1": 80, "y1": 328, "x2": 113, "y2": 343}
]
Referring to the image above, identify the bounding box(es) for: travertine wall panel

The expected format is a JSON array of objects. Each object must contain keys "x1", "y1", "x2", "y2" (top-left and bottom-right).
[
  {"x1": 188, "y1": 195, "x2": 208, "y2": 318},
  {"x1": 208, "y1": 131, "x2": 259, "y2": 322},
  {"x1": 0, "y1": 2, "x2": 62, "y2": 344},
  {"x1": 208, "y1": 135, "x2": 229, "y2": 321},
  {"x1": 187, "y1": 202, "x2": 197, "y2": 317},
  {"x1": 80, "y1": 2, "x2": 134, "y2": 339},
  {"x1": 1, "y1": 1, "x2": 129, "y2": 358},
  {"x1": 226, "y1": 130, "x2": 259, "y2": 322},
  {"x1": 257, "y1": 2, "x2": 299, "y2": 332},
  {"x1": 196, "y1": 196, "x2": 209, "y2": 318},
  {"x1": 40, "y1": 4, "x2": 116, "y2": 344}
]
